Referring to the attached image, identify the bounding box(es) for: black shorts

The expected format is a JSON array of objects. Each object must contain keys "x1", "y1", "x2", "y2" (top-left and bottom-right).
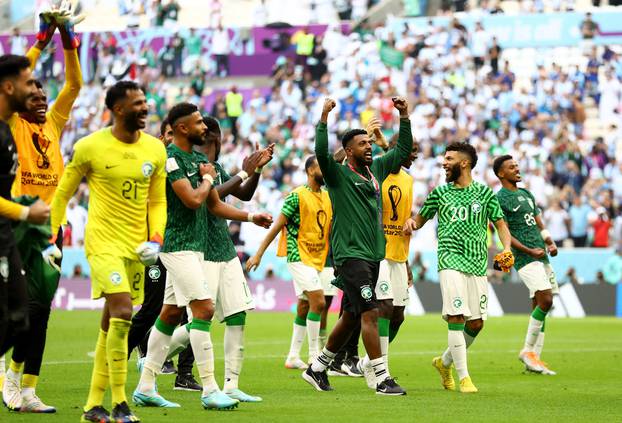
[
  {"x1": 337, "y1": 259, "x2": 380, "y2": 316},
  {"x1": 0, "y1": 240, "x2": 29, "y2": 355}
]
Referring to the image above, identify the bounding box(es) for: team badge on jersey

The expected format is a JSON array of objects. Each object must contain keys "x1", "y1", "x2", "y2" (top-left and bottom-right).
[
  {"x1": 110, "y1": 272, "x2": 122, "y2": 285},
  {"x1": 142, "y1": 161, "x2": 155, "y2": 177},
  {"x1": 471, "y1": 201, "x2": 482, "y2": 214},
  {"x1": 360, "y1": 285, "x2": 373, "y2": 300},
  {"x1": 148, "y1": 266, "x2": 160, "y2": 280}
]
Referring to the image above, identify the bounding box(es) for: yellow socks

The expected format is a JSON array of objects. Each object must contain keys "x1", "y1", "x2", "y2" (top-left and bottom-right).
[
  {"x1": 106, "y1": 318, "x2": 131, "y2": 407},
  {"x1": 84, "y1": 329, "x2": 109, "y2": 411},
  {"x1": 9, "y1": 359, "x2": 24, "y2": 373}
]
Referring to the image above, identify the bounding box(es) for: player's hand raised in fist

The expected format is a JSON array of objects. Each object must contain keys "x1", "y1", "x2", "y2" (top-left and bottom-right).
[
  {"x1": 529, "y1": 247, "x2": 546, "y2": 259},
  {"x1": 200, "y1": 163, "x2": 217, "y2": 179},
  {"x1": 392, "y1": 96, "x2": 409, "y2": 117},
  {"x1": 251, "y1": 212, "x2": 273, "y2": 228},
  {"x1": 547, "y1": 242, "x2": 558, "y2": 257},
  {"x1": 321, "y1": 98, "x2": 336, "y2": 123}
]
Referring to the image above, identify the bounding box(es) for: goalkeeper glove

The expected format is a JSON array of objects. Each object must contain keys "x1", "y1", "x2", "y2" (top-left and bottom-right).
[
  {"x1": 42, "y1": 244, "x2": 62, "y2": 272},
  {"x1": 493, "y1": 251, "x2": 515, "y2": 273},
  {"x1": 135, "y1": 241, "x2": 160, "y2": 266}
]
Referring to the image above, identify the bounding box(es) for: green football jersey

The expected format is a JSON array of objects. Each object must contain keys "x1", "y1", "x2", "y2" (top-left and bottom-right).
[
  {"x1": 203, "y1": 161, "x2": 238, "y2": 263},
  {"x1": 420, "y1": 181, "x2": 504, "y2": 276},
  {"x1": 281, "y1": 189, "x2": 302, "y2": 263},
  {"x1": 162, "y1": 143, "x2": 209, "y2": 253},
  {"x1": 496, "y1": 187, "x2": 548, "y2": 270}
]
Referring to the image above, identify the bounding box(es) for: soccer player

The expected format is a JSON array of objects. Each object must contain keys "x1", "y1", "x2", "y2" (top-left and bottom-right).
[
  {"x1": 127, "y1": 118, "x2": 198, "y2": 390},
  {"x1": 2, "y1": 18, "x2": 83, "y2": 413},
  {"x1": 0, "y1": 54, "x2": 50, "y2": 390},
  {"x1": 403, "y1": 142, "x2": 513, "y2": 393},
  {"x1": 197, "y1": 115, "x2": 273, "y2": 402},
  {"x1": 303, "y1": 97, "x2": 411, "y2": 395},
  {"x1": 493, "y1": 155, "x2": 559, "y2": 375},
  {"x1": 246, "y1": 155, "x2": 332, "y2": 369},
  {"x1": 50, "y1": 80, "x2": 168, "y2": 423},
  {"x1": 132, "y1": 103, "x2": 272, "y2": 410}
]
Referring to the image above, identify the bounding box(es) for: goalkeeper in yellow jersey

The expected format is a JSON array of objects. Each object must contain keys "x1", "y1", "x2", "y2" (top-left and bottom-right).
[
  {"x1": 50, "y1": 80, "x2": 167, "y2": 423},
  {"x1": 1, "y1": 15, "x2": 83, "y2": 414}
]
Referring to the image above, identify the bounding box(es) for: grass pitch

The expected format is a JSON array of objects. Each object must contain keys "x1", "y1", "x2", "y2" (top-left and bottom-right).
[{"x1": 2, "y1": 311, "x2": 620, "y2": 422}]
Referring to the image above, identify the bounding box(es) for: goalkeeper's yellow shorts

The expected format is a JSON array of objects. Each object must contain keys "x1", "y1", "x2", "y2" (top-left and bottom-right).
[{"x1": 87, "y1": 254, "x2": 144, "y2": 305}]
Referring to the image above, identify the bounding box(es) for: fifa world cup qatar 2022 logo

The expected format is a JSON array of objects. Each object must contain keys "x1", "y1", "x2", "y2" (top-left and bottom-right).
[
  {"x1": 316, "y1": 210, "x2": 327, "y2": 239},
  {"x1": 388, "y1": 185, "x2": 402, "y2": 221}
]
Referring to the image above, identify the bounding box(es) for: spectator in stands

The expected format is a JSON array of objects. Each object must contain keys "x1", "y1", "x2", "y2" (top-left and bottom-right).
[
  {"x1": 488, "y1": 36, "x2": 502, "y2": 75},
  {"x1": 580, "y1": 12, "x2": 600, "y2": 40},
  {"x1": 10, "y1": 28, "x2": 28, "y2": 55},
  {"x1": 293, "y1": 27, "x2": 315, "y2": 67},
  {"x1": 65, "y1": 198, "x2": 88, "y2": 247},
  {"x1": 602, "y1": 248, "x2": 622, "y2": 285},
  {"x1": 544, "y1": 199, "x2": 571, "y2": 246},
  {"x1": 158, "y1": 40, "x2": 176, "y2": 77},
  {"x1": 171, "y1": 31, "x2": 185, "y2": 76},
  {"x1": 253, "y1": 0, "x2": 268, "y2": 27},
  {"x1": 569, "y1": 195, "x2": 592, "y2": 247},
  {"x1": 213, "y1": 22, "x2": 230, "y2": 77},
  {"x1": 591, "y1": 207, "x2": 612, "y2": 248},
  {"x1": 471, "y1": 22, "x2": 489, "y2": 70},
  {"x1": 162, "y1": 0, "x2": 181, "y2": 28},
  {"x1": 226, "y1": 85, "x2": 243, "y2": 141}
]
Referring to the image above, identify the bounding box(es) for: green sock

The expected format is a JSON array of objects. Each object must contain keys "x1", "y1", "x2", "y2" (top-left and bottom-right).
[
  {"x1": 531, "y1": 306, "x2": 548, "y2": 322},
  {"x1": 378, "y1": 318, "x2": 390, "y2": 337},
  {"x1": 294, "y1": 316, "x2": 306, "y2": 326}
]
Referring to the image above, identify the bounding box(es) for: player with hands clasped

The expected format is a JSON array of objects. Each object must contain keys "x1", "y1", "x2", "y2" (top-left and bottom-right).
[
  {"x1": 493, "y1": 155, "x2": 559, "y2": 375},
  {"x1": 403, "y1": 142, "x2": 513, "y2": 394}
]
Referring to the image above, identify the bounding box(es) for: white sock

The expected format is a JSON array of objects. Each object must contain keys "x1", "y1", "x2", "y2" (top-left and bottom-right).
[
  {"x1": 306, "y1": 317, "x2": 321, "y2": 361},
  {"x1": 224, "y1": 325, "x2": 244, "y2": 391},
  {"x1": 310, "y1": 347, "x2": 336, "y2": 372},
  {"x1": 534, "y1": 331, "x2": 545, "y2": 357},
  {"x1": 167, "y1": 324, "x2": 191, "y2": 361},
  {"x1": 138, "y1": 327, "x2": 171, "y2": 394},
  {"x1": 448, "y1": 330, "x2": 468, "y2": 380},
  {"x1": 442, "y1": 330, "x2": 476, "y2": 367},
  {"x1": 380, "y1": 335, "x2": 390, "y2": 377},
  {"x1": 522, "y1": 317, "x2": 544, "y2": 352},
  {"x1": 288, "y1": 322, "x2": 306, "y2": 359},
  {"x1": 370, "y1": 357, "x2": 388, "y2": 386},
  {"x1": 319, "y1": 330, "x2": 327, "y2": 350},
  {"x1": 190, "y1": 329, "x2": 219, "y2": 395},
  {"x1": 21, "y1": 387, "x2": 35, "y2": 398}
]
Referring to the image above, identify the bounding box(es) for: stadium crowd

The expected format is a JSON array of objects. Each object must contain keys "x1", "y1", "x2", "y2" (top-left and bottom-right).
[{"x1": 30, "y1": 13, "x2": 622, "y2": 252}]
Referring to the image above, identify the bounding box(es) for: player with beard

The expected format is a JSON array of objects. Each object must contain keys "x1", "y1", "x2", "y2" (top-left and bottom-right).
[
  {"x1": 403, "y1": 142, "x2": 512, "y2": 393},
  {"x1": 188, "y1": 115, "x2": 273, "y2": 402},
  {"x1": 0, "y1": 55, "x2": 50, "y2": 383},
  {"x1": 49, "y1": 80, "x2": 167, "y2": 422},
  {"x1": 127, "y1": 115, "x2": 198, "y2": 391},
  {"x1": 247, "y1": 155, "x2": 333, "y2": 369},
  {"x1": 493, "y1": 155, "x2": 559, "y2": 375},
  {"x1": 1, "y1": 17, "x2": 83, "y2": 414},
  {"x1": 303, "y1": 97, "x2": 411, "y2": 395},
  {"x1": 357, "y1": 137, "x2": 419, "y2": 388},
  {"x1": 132, "y1": 103, "x2": 273, "y2": 410}
]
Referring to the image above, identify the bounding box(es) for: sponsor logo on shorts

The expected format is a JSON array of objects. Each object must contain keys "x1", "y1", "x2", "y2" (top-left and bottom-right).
[
  {"x1": 379, "y1": 281, "x2": 390, "y2": 293},
  {"x1": 360, "y1": 285, "x2": 373, "y2": 300},
  {"x1": 480, "y1": 294, "x2": 488, "y2": 311},
  {"x1": 142, "y1": 161, "x2": 155, "y2": 178},
  {"x1": 148, "y1": 266, "x2": 161, "y2": 280},
  {"x1": 453, "y1": 297, "x2": 463, "y2": 308},
  {"x1": 110, "y1": 272, "x2": 122, "y2": 286}
]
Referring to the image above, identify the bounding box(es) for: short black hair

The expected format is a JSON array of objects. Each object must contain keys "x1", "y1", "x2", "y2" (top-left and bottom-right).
[
  {"x1": 159, "y1": 117, "x2": 170, "y2": 137},
  {"x1": 305, "y1": 155, "x2": 317, "y2": 172},
  {"x1": 202, "y1": 115, "x2": 221, "y2": 136},
  {"x1": 0, "y1": 54, "x2": 31, "y2": 82},
  {"x1": 104, "y1": 80, "x2": 142, "y2": 110},
  {"x1": 167, "y1": 102, "x2": 198, "y2": 126},
  {"x1": 493, "y1": 154, "x2": 513, "y2": 176},
  {"x1": 446, "y1": 142, "x2": 478, "y2": 169},
  {"x1": 341, "y1": 128, "x2": 367, "y2": 149}
]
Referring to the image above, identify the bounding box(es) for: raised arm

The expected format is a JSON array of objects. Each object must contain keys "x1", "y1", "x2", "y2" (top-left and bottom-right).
[
  {"x1": 246, "y1": 213, "x2": 288, "y2": 272},
  {"x1": 375, "y1": 97, "x2": 412, "y2": 179},
  {"x1": 315, "y1": 98, "x2": 340, "y2": 186}
]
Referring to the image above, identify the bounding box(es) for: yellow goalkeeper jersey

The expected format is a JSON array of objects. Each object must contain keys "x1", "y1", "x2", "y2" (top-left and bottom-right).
[
  {"x1": 51, "y1": 127, "x2": 167, "y2": 259},
  {"x1": 382, "y1": 169, "x2": 413, "y2": 263}
]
